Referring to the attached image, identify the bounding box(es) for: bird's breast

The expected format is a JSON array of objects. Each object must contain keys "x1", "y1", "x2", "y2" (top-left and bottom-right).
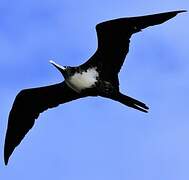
[{"x1": 65, "y1": 68, "x2": 99, "y2": 93}]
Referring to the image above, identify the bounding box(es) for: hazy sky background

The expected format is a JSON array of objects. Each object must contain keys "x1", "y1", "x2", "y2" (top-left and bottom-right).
[{"x1": 0, "y1": 0, "x2": 189, "y2": 180}]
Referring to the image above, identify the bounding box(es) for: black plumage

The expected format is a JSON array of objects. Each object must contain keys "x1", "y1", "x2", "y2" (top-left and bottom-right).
[{"x1": 4, "y1": 10, "x2": 185, "y2": 165}]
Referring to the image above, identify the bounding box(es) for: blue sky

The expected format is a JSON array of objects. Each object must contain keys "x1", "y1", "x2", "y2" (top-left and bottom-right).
[{"x1": 0, "y1": 0, "x2": 189, "y2": 179}]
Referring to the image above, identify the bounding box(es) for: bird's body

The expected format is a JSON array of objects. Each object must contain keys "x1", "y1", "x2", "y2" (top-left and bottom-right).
[
  {"x1": 4, "y1": 10, "x2": 186, "y2": 165},
  {"x1": 65, "y1": 67, "x2": 99, "y2": 93}
]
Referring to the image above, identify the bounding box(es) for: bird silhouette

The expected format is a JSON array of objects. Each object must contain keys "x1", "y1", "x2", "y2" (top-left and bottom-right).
[{"x1": 4, "y1": 10, "x2": 186, "y2": 165}]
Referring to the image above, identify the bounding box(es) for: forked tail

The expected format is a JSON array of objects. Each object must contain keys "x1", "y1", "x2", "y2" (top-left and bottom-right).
[{"x1": 112, "y1": 93, "x2": 149, "y2": 113}]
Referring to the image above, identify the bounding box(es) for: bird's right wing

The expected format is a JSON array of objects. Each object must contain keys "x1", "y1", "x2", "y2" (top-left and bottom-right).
[
  {"x1": 4, "y1": 82, "x2": 84, "y2": 165},
  {"x1": 83, "y1": 10, "x2": 185, "y2": 76}
]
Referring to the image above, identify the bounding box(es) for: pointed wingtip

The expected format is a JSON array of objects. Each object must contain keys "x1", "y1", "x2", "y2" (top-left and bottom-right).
[
  {"x1": 4, "y1": 158, "x2": 8, "y2": 166},
  {"x1": 159, "y1": 10, "x2": 187, "y2": 19},
  {"x1": 4, "y1": 130, "x2": 17, "y2": 166},
  {"x1": 4, "y1": 149, "x2": 10, "y2": 166},
  {"x1": 177, "y1": 10, "x2": 187, "y2": 13},
  {"x1": 4, "y1": 141, "x2": 12, "y2": 166},
  {"x1": 174, "y1": 10, "x2": 187, "y2": 14}
]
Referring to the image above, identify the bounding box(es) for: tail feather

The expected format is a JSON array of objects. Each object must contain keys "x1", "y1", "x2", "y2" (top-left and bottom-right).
[{"x1": 113, "y1": 93, "x2": 149, "y2": 113}]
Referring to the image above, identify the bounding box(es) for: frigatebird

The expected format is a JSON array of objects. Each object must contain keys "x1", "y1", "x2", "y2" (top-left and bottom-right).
[{"x1": 4, "y1": 10, "x2": 185, "y2": 165}]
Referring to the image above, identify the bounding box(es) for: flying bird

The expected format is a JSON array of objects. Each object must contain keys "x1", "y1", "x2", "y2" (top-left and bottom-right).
[{"x1": 4, "y1": 10, "x2": 185, "y2": 165}]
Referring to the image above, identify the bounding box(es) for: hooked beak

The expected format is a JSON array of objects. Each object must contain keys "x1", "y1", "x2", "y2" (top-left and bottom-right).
[{"x1": 49, "y1": 60, "x2": 66, "y2": 74}]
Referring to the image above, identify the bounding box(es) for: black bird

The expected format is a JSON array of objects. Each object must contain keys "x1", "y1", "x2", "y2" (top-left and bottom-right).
[{"x1": 4, "y1": 10, "x2": 185, "y2": 165}]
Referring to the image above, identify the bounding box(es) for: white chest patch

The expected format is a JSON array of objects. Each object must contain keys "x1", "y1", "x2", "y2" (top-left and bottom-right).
[{"x1": 66, "y1": 68, "x2": 99, "y2": 92}]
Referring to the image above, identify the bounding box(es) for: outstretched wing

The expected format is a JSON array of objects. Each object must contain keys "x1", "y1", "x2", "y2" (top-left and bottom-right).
[
  {"x1": 4, "y1": 82, "x2": 84, "y2": 165},
  {"x1": 83, "y1": 10, "x2": 185, "y2": 75}
]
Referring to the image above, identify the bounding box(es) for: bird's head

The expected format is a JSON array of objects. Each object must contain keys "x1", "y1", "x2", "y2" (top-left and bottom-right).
[{"x1": 49, "y1": 60, "x2": 71, "y2": 79}]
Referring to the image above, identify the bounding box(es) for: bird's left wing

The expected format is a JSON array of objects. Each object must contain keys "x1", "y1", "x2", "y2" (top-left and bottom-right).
[{"x1": 4, "y1": 82, "x2": 84, "y2": 165}]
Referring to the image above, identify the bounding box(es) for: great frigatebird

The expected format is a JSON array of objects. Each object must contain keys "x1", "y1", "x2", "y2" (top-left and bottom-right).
[{"x1": 4, "y1": 10, "x2": 186, "y2": 165}]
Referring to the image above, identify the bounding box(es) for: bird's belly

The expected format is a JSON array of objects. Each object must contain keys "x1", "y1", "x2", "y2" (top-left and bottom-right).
[{"x1": 66, "y1": 68, "x2": 99, "y2": 93}]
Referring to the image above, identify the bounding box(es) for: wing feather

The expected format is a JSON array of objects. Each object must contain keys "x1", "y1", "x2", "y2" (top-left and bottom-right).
[
  {"x1": 4, "y1": 82, "x2": 83, "y2": 165},
  {"x1": 83, "y1": 10, "x2": 185, "y2": 75}
]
